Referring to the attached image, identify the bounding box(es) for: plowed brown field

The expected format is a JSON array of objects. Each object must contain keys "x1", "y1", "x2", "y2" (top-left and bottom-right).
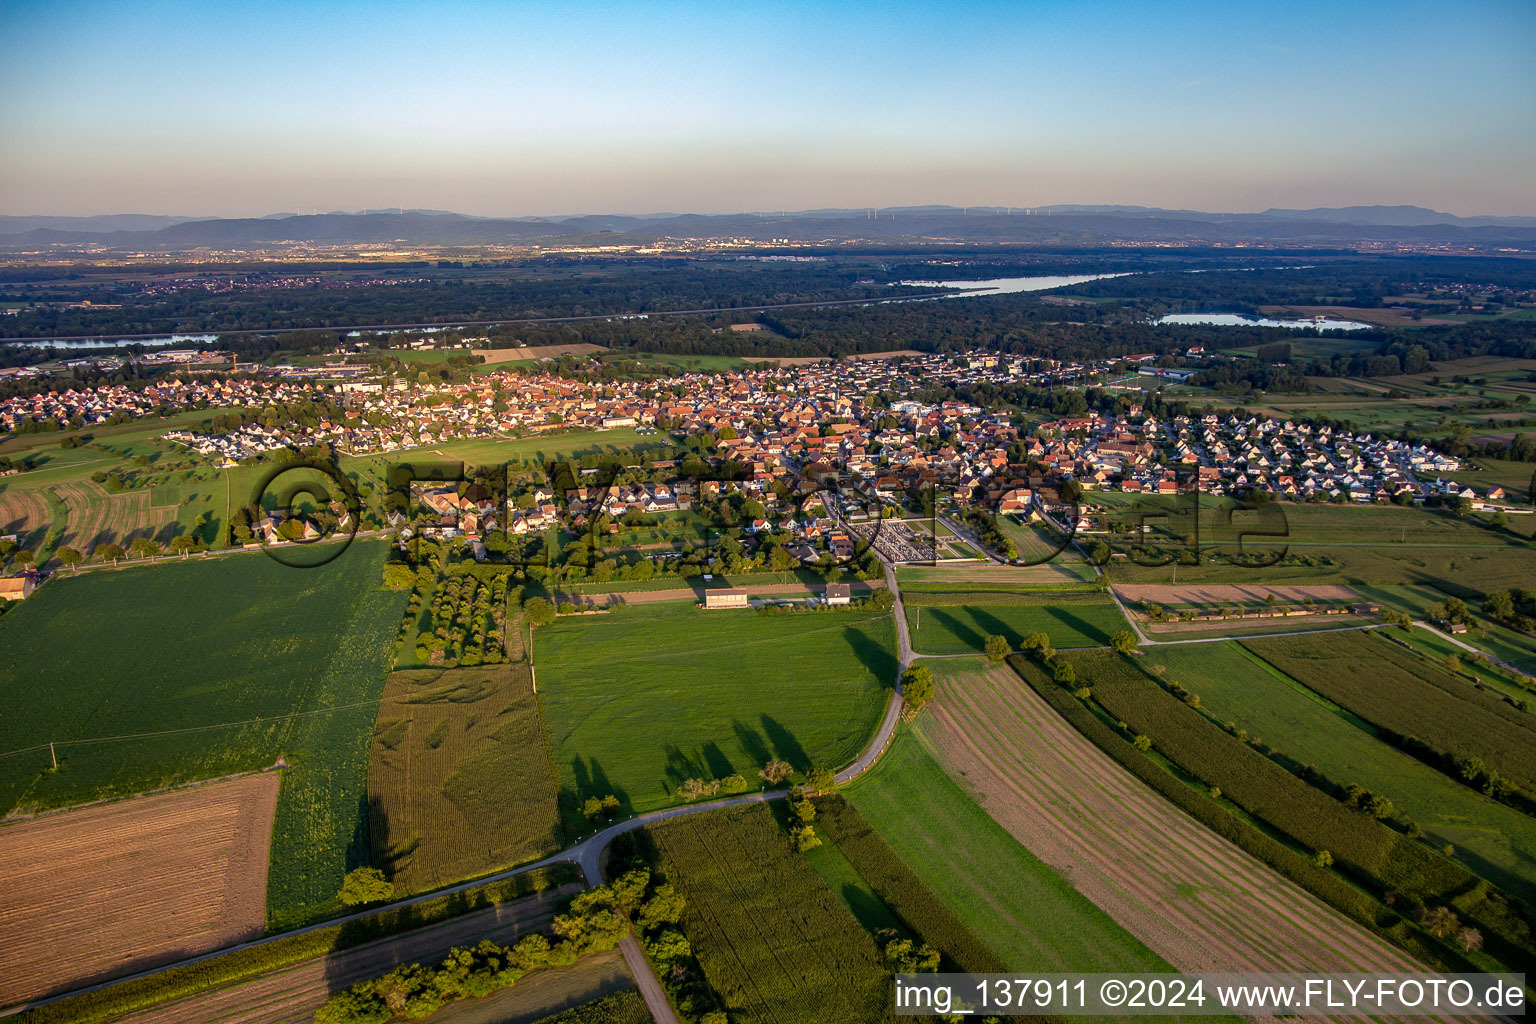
[
  {"x1": 923, "y1": 660, "x2": 1426, "y2": 974},
  {"x1": 0, "y1": 773, "x2": 279, "y2": 1007}
]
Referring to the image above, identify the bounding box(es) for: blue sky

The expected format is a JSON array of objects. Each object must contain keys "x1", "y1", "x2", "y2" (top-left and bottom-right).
[{"x1": 2, "y1": 0, "x2": 1533, "y2": 216}]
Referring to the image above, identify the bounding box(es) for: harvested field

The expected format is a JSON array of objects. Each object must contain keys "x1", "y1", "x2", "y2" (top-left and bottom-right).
[
  {"x1": 369, "y1": 665, "x2": 563, "y2": 894},
  {"x1": 51, "y1": 480, "x2": 176, "y2": 554},
  {"x1": 113, "y1": 885, "x2": 584, "y2": 1024},
  {"x1": 473, "y1": 344, "x2": 605, "y2": 363},
  {"x1": 0, "y1": 773, "x2": 280, "y2": 1007},
  {"x1": 922, "y1": 660, "x2": 1427, "y2": 974},
  {"x1": 1114, "y1": 583, "x2": 1360, "y2": 606},
  {"x1": 0, "y1": 484, "x2": 53, "y2": 547}
]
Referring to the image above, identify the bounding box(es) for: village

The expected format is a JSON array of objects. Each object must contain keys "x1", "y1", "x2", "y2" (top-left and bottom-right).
[{"x1": 5, "y1": 350, "x2": 1519, "y2": 533}]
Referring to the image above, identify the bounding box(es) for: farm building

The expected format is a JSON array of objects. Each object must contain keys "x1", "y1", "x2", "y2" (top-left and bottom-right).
[
  {"x1": 703, "y1": 589, "x2": 749, "y2": 610},
  {"x1": 823, "y1": 583, "x2": 851, "y2": 605},
  {"x1": 0, "y1": 574, "x2": 35, "y2": 601}
]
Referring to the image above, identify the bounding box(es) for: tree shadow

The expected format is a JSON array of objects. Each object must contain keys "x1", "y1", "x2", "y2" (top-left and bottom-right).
[
  {"x1": 700, "y1": 741, "x2": 734, "y2": 779},
  {"x1": 732, "y1": 719, "x2": 772, "y2": 766},
  {"x1": 346, "y1": 792, "x2": 374, "y2": 872},
  {"x1": 1044, "y1": 605, "x2": 1111, "y2": 645},
  {"x1": 970, "y1": 606, "x2": 1019, "y2": 647},
  {"x1": 564, "y1": 755, "x2": 632, "y2": 823},
  {"x1": 761, "y1": 714, "x2": 810, "y2": 771},
  {"x1": 842, "y1": 624, "x2": 898, "y2": 685},
  {"x1": 926, "y1": 608, "x2": 983, "y2": 651}
]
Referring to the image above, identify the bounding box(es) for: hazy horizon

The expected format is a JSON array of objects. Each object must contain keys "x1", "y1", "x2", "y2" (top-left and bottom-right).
[
  {"x1": 4, "y1": 0, "x2": 1534, "y2": 219},
  {"x1": 5, "y1": 201, "x2": 1536, "y2": 222}
]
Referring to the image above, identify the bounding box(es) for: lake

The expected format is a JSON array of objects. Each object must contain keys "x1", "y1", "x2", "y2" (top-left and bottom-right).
[
  {"x1": 1155, "y1": 313, "x2": 1370, "y2": 331},
  {"x1": 899, "y1": 273, "x2": 1131, "y2": 296},
  {"x1": 9, "y1": 332, "x2": 222, "y2": 350}
]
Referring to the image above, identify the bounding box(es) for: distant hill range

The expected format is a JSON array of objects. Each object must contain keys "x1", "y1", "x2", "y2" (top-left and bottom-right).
[{"x1": 3, "y1": 204, "x2": 1534, "y2": 250}]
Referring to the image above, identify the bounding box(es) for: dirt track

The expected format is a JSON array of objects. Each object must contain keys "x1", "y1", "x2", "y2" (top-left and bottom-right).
[
  {"x1": 0, "y1": 773, "x2": 280, "y2": 1007},
  {"x1": 925, "y1": 662, "x2": 1427, "y2": 975},
  {"x1": 115, "y1": 885, "x2": 586, "y2": 1024}
]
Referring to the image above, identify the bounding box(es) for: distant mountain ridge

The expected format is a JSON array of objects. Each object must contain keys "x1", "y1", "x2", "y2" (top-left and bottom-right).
[
  {"x1": 3, "y1": 204, "x2": 1535, "y2": 249},
  {"x1": 1260, "y1": 205, "x2": 1536, "y2": 228}
]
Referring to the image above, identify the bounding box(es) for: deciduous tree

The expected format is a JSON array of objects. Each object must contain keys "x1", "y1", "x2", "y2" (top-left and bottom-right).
[
  {"x1": 339, "y1": 867, "x2": 394, "y2": 906},
  {"x1": 984, "y1": 634, "x2": 1009, "y2": 661}
]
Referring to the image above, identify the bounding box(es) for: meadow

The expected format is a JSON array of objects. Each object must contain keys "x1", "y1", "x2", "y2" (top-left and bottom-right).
[
  {"x1": 1145, "y1": 641, "x2": 1536, "y2": 905},
  {"x1": 646, "y1": 803, "x2": 890, "y2": 1024},
  {"x1": 534, "y1": 602, "x2": 895, "y2": 830},
  {"x1": 368, "y1": 665, "x2": 562, "y2": 895},
  {"x1": 0, "y1": 540, "x2": 407, "y2": 929},
  {"x1": 903, "y1": 589, "x2": 1130, "y2": 654},
  {"x1": 841, "y1": 726, "x2": 1172, "y2": 974}
]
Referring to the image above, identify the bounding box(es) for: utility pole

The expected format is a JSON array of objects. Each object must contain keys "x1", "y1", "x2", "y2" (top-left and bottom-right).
[{"x1": 50, "y1": 742, "x2": 57, "y2": 771}]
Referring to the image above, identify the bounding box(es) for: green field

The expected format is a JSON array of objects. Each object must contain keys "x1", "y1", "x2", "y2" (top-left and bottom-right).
[
  {"x1": 534, "y1": 602, "x2": 895, "y2": 830},
  {"x1": 1241, "y1": 631, "x2": 1536, "y2": 796},
  {"x1": 844, "y1": 726, "x2": 1172, "y2": 973},
  {"x1": 903, "y1": 590, "x2": 1130, "y2": 654},
  {"x1": 1145, "y1": 642, "x2": 1536, "y2": 905},
  {"x1": 368, "y1": 664, "x2": 562, "y2": 894},
  {"x1": 1395, "y1": 624, "x2": 1536, "y2": 695},
  {"x1": 0, "y1": 541, "x2": 407, "y2": 928},
  {"x1": 646, "y1": 803, "x2": 889, "y2": 1024}
]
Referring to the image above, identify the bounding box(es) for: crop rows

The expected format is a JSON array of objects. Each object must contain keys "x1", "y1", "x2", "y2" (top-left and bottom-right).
[
  {"x1": 812, "y1": 795, "x2": 1006, "y2": 974},
  {"x1": 647, "y1": 803, "x2": 888, "y2": 1024},
  {"x1": 369, "y1": 665, "x2": 562, "y2": 894},
  {"x1": 1057, "y1": 649, "x2": 1535, "y2": 973},
  {"x1": 1241, "y1": 632, "x2": 1536, "y2": 798},
  {"x1": 999, "y1": 655, "x2": 1470, "y2": 973},
  {"x1": 529, "y1": 990, "x2": 650, "y2": 1024}
]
